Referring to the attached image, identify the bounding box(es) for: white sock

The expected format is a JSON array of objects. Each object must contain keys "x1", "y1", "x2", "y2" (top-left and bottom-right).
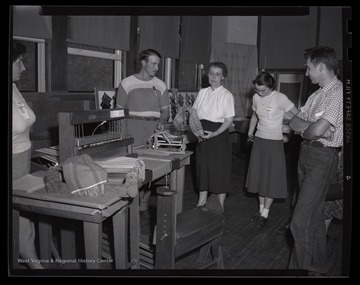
[
  {"x1": 259, "y1": 204, "x2": 264, "y2": 213},
  {"x1": 261, "y1": 208, "x2": 269, "y2": 218}
]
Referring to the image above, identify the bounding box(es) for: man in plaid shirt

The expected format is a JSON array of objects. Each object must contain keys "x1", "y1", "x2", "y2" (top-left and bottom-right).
[{"x1": 288, "y1": 46, "x2": 343, "y2": 276}]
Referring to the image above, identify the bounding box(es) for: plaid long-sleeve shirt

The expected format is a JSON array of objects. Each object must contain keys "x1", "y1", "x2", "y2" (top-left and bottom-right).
[{"x1": 298, "y1": 76, "x2": 343, "y2": 147}]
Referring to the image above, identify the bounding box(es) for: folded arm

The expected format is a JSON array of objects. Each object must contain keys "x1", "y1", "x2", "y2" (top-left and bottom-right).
[{"x1": 290, "y1": 116, "x2": 333, "y2": 140}]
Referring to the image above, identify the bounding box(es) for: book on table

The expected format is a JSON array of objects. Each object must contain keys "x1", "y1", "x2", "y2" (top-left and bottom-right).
[{"x1": 13, "y1": 174, "x2": 45, "y2": 193}]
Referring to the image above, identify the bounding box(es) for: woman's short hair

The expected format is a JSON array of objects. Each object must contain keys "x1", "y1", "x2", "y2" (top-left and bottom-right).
[
  {"x1": 12, "y1": 41, "x2": 26, "y2": 63},
  {"x1": 252, "y1": 72, "x2": 276, "y2": 91},
  {"x1": 206, "y1": 62, "x2": 228, "y2": 78}
]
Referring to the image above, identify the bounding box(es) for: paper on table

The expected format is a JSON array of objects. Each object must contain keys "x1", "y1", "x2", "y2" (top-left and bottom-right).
[{"x1": 13, "y1": 174, "x2": 45, "y2": 193}]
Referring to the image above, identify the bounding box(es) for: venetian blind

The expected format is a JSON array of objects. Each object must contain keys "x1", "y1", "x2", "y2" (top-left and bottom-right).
[
  {"x1": 13, "y1": 6, "x2": 52, "y2": 39},
  {"x1": 138, "y1": 16, "x2": 180, "y2": 59},
  {"x1": 180, "y1": 16, "x2": 212, "y2": 64},
  {"x1": 69, "y1": 16, "x2": 131, "y2": 50}
]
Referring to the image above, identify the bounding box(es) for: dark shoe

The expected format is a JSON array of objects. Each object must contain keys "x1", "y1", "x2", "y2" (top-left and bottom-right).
[
  {"x1": 277, "y1": 223, "x2": 290, "y2": 234},
  {"x1": 257, "y1": 216, "x2": 268, "y2": 228},
  {"x1": 250, "y1": 212, "x2": 261, "y2": 222},
  {"x1": 203, "y1": 194, "x2": 222, "y2": 215}
]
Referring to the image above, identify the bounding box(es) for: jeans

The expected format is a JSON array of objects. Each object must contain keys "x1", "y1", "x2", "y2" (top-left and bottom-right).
[{"x1": 288, "y1": 144, "x2": 339, "y2": 273}]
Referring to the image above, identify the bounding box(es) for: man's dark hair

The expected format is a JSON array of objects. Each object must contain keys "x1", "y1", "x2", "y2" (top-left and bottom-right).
[{"x1": 304, "y1": 46, "x2": 338, "y2": 73}]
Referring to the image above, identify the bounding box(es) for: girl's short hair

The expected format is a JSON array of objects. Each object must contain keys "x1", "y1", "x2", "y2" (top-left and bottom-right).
[
  {"x1": 252, "y1": 72, "x2": 276, "y2": 90},
  {"x1": 12, "y1": 41, "x2": 26, "y2": 63}
]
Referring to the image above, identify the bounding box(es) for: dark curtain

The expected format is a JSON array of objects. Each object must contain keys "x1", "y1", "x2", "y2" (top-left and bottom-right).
[
  {"x1": 69, "y1": 16, "x2": 130, "y2": 50},
  {"x1": 139, "y1": 16, "x2": 180, "y2": 59},
  {"x1": 13, "y1": 6, "x2": 52, "y2": 39},
  {"x1": 180, "y1": 16, "x2": 212, "y2": 64}
]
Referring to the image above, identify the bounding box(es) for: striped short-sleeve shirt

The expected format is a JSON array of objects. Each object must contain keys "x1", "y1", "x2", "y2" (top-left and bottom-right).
[{"x1": 116, "y1": 75, "x2": 169, "y2": 118}]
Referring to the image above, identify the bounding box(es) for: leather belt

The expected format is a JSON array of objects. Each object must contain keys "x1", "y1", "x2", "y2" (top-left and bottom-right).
[{"x1": 302, "y1": 140, "x2": 342, "y2": 152}]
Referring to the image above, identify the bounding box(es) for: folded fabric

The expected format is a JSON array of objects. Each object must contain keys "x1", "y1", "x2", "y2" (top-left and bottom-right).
[
  {"x1": 173, "y1": 106, "x2": 204, "y2": 138},
  {"x1": 94, "y1": 156, "x2": 145, "y2": 183},
  {"x1": 104, "y1": 170, "x2": 139, "y2": 198},
  {"x1": 44, "y1": 169, "x2": 71, "y2": 195},
  {"x1": 62, "y1": 154, "x2": 107, "y2": 197}
]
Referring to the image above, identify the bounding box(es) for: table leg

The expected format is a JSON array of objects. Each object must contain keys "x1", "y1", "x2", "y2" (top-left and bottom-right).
[
  {"x1": 170, "y1": 166, "x2": 185, "y2": 214},
  {"x1": 169, "y1": 170, "x2": 178, "y2": 213},
  {"x1": 112, "y1": 207, "x2": 126, "y2": 269},
  {"x1": 129, "y1": 194, "x2": 140, "y2": 269},
  {"x1": 60, "y1": 222, "x2": 80, "y2": 269},
  {"x1": 83, "y1": 222, "x2": 102, "y2": 269}
]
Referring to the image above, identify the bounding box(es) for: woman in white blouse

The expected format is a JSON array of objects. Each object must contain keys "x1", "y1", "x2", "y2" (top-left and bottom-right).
[
  {"x1": 12, "y1": 41, "x2": 43, "y2": 269},
  {"x1": 192, "y1": 62, "x2": 235, "y2": 213}
]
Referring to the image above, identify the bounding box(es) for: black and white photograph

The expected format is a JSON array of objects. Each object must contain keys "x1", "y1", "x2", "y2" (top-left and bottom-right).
[{"x1": 8, "y1": 5, "x2": 352, "y2": 278}]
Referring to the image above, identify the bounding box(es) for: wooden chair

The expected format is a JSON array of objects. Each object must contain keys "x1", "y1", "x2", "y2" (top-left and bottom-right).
[{"x1": 154, "y1": 187, "x2": 225, "y2": 269}]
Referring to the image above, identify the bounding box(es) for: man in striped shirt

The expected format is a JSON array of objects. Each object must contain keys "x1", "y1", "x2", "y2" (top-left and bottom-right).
[
  {"x1": 116, "y1": 48, "x2": 169, "y2": 136},
  {"x1": 288, "y1": 46, "x2": 343, "y2": 276},
  {"x1": 116, "y1": 49, "x2": 170, "y2": 211}
]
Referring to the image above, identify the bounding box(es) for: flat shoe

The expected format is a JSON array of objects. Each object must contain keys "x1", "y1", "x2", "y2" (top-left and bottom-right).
[
  {"x1": 257, "y1": 216, "x2": 268, "y2": 228},
  {"x1": 205, "y1": 194, "x2": 223, "y2": 215}
]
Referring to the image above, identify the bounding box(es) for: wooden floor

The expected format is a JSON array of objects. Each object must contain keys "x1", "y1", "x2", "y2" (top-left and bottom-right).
[{"x1": 139, "y1": 136, "x2": 345, "y2": 277}]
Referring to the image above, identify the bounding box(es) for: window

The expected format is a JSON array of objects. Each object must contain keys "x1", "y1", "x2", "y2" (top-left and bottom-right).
[
  {"x1": 67, "y1": 43, "x2": 124, "y2": 92},
  {"x1": 178, "y1": 61, "x2": 204, "y2": 91},
  {"x1": 13, "y1": 36, "x2": 46, "y2": 92},
  {"x1": 266, "y1": 69, "x2": 306, "y2": 108}
]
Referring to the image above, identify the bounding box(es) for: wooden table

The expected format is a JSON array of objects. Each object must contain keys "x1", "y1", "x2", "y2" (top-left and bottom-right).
[
  {"x1": 134, "y1": 147, "x2": 192, "y2": 214},
  {"x1": 12, "y1": 182, "x2": 139, "y2": 270},
  {"x1": 12, "y1": 148, "x2": 192, "y2": 270}
]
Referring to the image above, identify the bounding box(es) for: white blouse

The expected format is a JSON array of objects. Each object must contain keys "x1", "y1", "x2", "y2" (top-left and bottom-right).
[
  {"x1": 12, "y1": 83, "x2": 36, "y2": 153},
  {"x1": 193, "y1": 85, "x2": 235, "y2": 123}
]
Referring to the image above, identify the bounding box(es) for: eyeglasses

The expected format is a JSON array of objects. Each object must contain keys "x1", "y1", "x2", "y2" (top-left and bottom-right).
[
  {"x1": 254, "y1": 86, "x2": 269, "y2": 93},
  {"x1": 209, "y1": 72, "x2": 223, "y2": 78}
]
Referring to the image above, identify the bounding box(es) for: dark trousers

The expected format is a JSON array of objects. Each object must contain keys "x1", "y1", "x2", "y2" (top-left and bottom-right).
[{"x1": 288, "y1": 144, "x2": 339, "y2": 273}]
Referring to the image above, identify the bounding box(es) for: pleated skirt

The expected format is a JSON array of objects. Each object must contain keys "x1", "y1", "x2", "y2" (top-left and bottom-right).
[{"x1": 246, "y1": 136, "x2": 288, "y2": 199}]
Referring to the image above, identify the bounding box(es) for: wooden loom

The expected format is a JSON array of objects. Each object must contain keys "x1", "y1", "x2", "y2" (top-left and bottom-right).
[
  {"x1": 58, "y1": 108, "x2": 133, "y2": 163},
  {"x1": 58, "y1": 108, "x2": 140, "y2": 269}
]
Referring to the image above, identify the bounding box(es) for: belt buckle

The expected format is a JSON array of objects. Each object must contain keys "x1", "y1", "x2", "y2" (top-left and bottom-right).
[{"x1": 308, "y1": 140, "x2": 316, "y2": 147}]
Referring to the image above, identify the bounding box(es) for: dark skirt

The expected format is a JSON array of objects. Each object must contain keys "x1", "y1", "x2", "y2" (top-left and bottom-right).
[
  {"x1": 246, "y1": 136, "x2": 287, "y2": 199},
  {"x1": 196, "y1": 120, "x2": 232, "y2": 194}
]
